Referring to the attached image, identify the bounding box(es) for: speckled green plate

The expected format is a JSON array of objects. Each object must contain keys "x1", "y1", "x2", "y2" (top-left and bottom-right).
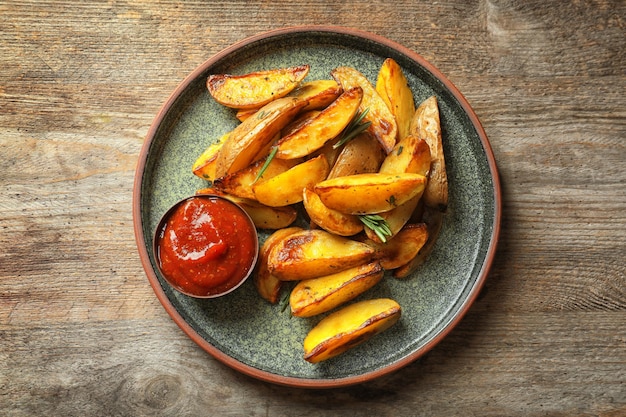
[{"x1": 133, "y1": 26, "x2": 501, "y2": 388}]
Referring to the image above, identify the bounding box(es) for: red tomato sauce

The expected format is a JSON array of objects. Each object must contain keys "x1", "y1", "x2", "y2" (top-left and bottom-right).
[{"x1": 155, "y1": 196, "x2": 258, "y2": 297}]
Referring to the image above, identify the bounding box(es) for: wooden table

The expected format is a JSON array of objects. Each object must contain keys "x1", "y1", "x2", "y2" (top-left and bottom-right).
[{"x1": 2, "y1": 1, "x2": 624, "y2": 415}]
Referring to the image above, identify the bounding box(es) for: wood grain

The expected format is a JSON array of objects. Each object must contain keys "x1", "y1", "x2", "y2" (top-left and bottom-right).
[{"x1": 1, "y1": 0, "x2": 624, "y2": 415}]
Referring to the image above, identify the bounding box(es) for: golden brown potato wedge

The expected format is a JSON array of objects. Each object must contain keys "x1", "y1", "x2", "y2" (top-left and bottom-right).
[
  {"x1": 215, "y1": 97, "x2": 308, "y2": 177},
  {"x1": 303, "y1": 298, "x2": 401, "y2": 363},
  {"x1": 379, "y1": 135, "x2": 431, "y2": 177},
  {"x1": 213, "y1": 154, "x2": 299, "y2": 200},
  {"x1": 255, "y1": 227, "x2": 304, "y2": 303},
  {"x1": 276, "y1": 86, "x2": 363, "y2": 159},
  {"x1": 192, "y1": 132, "x2": 230, "y2": 181},
  {"x1": 364, "y1": 223, "x2": 429, "y2": 270},
  {"x1": 410, "y1": 96, "x2": 448, "y2": 211},
  {"x1": 331, "y1": 66, "x2": 398, "y2": 154},
  {"x1": 290, "y1": 79, "x2": 343, "y2": 111},
  {"x1": 302, "y1": 187, "x2": 363, "y2": 236},
  {"x1": 363, "y1": 193, "x2": 422, "y2": 243},
  {"x1": 327, "y1": 131, "x2": 385, "y2": 179},
  {"x1": 376, "y1": 58, "x2": 415, "y2": 141},
  {"x1": 290, "y1": 262, "x2": 384, "y2": 317},
  {"x1": 253, "y1": 154, "x2": 329, "y2": 207},
  {"x1": 314, "y1": 172, "x2": 427, "y2": 215},
  {"x1": 267, "y1": 229, "x2": 376, "y2": 281},
  {"x1": 195, "y1": 187, "x2": 297, "y2": 230},
  {"x1": 393, "y1": 208, "x2": 444, "y2": 278},
  {"x1": 280, "y1": 110, "x2": 321, "y2": 138},
  {"x1": 207, "y1": 65, "x2": 310, "y2": 109}
]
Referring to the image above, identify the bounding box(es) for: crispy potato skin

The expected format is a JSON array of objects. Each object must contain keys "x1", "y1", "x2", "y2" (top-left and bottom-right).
[
  {"x1": 276, "y1": 86, "x2": 363, "y2": 159},
  {"x1": 328, "y1": 131, "x2": 385, "y2": 179},
  {"x1": 410, "y1": 96, "x2": 448, "y2": 211},
  {"x1": 302, "y1": 187, "x2": 363, "y2": 236},
  {"x1": 290, "y1": 262, "x2": 384, "y2": 317},
  {"x1": 364, "y1": 223, "x2": 429, "y2": 270},
  {"x1": 376, "y1": 58, "x2": 416, "y2": 141},
  {"x1": 267, "y1": 229, "x2": 376, "y2": 280},
  {"x1": 331, "y1": 66, "x2": 398, "y2": 154},
  {"x1": 393, "y1": 208, "x2": 444, "y2": 278},
  {"x1": 215, "y1": 97, "x2": 308, "y2": 178},
  {"x1": 314, "y1": 172, "x2": 427, "y2": 215},
  {"x1": 255, "y1": 227, "x2": 304, "y2": 303},
  {"x1": 303, "y1": 298, "x2": 401, "y2": 363},
  {"x1": 207, "y1": 65, "x2": 310, "y2": 109},
  {"x1": 192, "y1": 132, "x2": 229, "y2": 181}
]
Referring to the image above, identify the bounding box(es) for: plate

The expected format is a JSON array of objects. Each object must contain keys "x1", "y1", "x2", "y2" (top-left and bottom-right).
[{"x1": 133, "y1": 26, "x2": 501, "y2": 388}]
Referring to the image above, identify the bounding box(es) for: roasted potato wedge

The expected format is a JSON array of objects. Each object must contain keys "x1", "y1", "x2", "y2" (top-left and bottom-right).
[
  {"x1": 376, "y1": 58, "x2": 415, "y2": 140},
  {"x1": 379, "y1": 135, "x2": 431, "y2": 177},
  {"x1": 303, "y1": 187, "x2": 363, "y2": 236},
  {"x1": 290, "y1": 262, "x2": 384, "y2": 317},
  {"x1": 276, "y1": 86, "x2": 363, "y2": 159},
  {"x1": 303, "y1": 298, "x2": 401, "y2": 363},
  {"x1": 327, "y1": 131, "x2": 385, "y2": 179},
  {"x1": 215, "y1": 97, "x2": 308, "y2": 177},
  {"x1": 255, "y1": 227, "x2": 304, "y2": 303},
  {"x1": 267, "y1": 229, "x2": 376, "y2": 281},
  {"x1": 192, "y1": 132, "x2": 230, "y2": 181},
  {"x1": 331, "y1": 66, "x2": 398, "y2": 154},
  {"x1": 363, "y1": 194, "x2": 422, "y2": 243},
  {"x1": 314, "y1": 172, "x2": 427, "y2": 215},
  {"x1": 410, "y1": 96, "x2": 448, "y2": 211},
  {"x1": 253, "y1": 154, "x2": 329, "y2": 207},
  {"x1": 207, "y1": 65, "x2": 310, "y2": 109},
  {"x1": 393, "y1": 208, "x2": 444, "y2": 278},
  {"x1": 364, "y1": 223, "x2": 429, "y2": 270},
  {"x1": 213, "y1": 154, "x2": 299, "y2": 200},
  {"x1": 195, "y1": 187, "x2": 297, "y2": 230}
]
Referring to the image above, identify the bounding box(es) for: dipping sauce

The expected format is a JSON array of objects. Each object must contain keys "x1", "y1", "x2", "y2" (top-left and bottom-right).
[{"x1": 155, "y1": 195, "x2": 258, "y2": 297}]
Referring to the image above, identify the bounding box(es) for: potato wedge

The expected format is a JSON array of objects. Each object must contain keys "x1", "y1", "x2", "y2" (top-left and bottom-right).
[
  {"x1": 303, "y1": 187, "x2": 363, "y2": 236},
  {"x1": 364, "y1": 223, "x2": 429, "y2": 270},
  {"x1": 207, "y1": 65, "x2": 310, "y2": 109},
  {"x1": 195, "y1": 187, "x2": 297, "y2": 229},
  {"x1": 331, "y1": 66, "x2": 398, "y2": 154},
  {"x1": 253, "y1": 154, "x2": 329, "y2": 207},
  {"x1": 410, "y1": 96, "x2": 448, "y2": 211},
  {"x1": 314, "y1": 173, "x2": 427, "y2": 215},
  {"x1": 215, "y1": 97, "x2": 308, "y2": 177},
  {"x1": 303, "y1": 298, "x2": 401, "y2": 363},
  {"x1": 192, "y1": 132, "x2": 230, "y2": 181},
  {"x1": 393, "y1": 208, "x2": 444, "y2": 278},
  {"x1": 213, "y1": 154, "x2": 299, "y2": 200},
  {"x1": 363, "y1": 193, "x2": 422, "y2": 243},
  {"x1": 255, "y1": 227, "x2": 304, "y2": 303},
  {"x1": 267, "y1": 229, "x2": 376, "y2": 281},
  {"x1": 290, "y1": 262, "x2": 384, "y2": 317},
  {"x1": 379, "y1": 135, "x2": 431, "y2": 177},
  {"x1": 376, "y1": 58, "x2": 415, "y2": 140},
  {"x1": 327, "y1": 131, "x2": 385, "y2": 179},
  {"x1": 276, "y1": 86, "x2": 363, "y2": 159}
]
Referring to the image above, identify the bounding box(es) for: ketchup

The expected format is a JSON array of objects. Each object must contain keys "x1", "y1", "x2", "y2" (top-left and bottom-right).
[{"x1": 155, "y1": 196, "x2": 258, "y2": 297}]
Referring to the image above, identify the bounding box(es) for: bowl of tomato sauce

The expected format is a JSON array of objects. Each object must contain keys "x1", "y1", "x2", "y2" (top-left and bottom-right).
[{"x1": 153, "y1": 195, "x2": 259, "y2": 298}]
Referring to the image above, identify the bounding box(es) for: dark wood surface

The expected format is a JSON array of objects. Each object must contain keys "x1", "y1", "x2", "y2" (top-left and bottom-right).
[{"x1": 1, "y1": 1, "x2": 624, "y2": 415}]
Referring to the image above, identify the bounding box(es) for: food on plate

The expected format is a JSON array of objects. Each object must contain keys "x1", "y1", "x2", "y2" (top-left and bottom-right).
[
  {"x1": 178, "y1": 62, "x2": 449, "y2": 361},
  {"x1": 207, "y1": 65, "x2": 310, "y2": 109},
  {"x1": 302, "y1": 298, "x2": 401, "y2": 363},
  {"x1": 410, "y1": 95, "x2": 448, "y2": 211},
  {"x1": 376, "y1": 58, "x2": 415, "y2": 141},
  {"x1": 155, "y1": 196, "x2": 258, "y2": 297},
  {"x1": 275, "y1": 86, "x2": 363, "y2": 159},
  {"x1": 331, "y1": 66, "x2": 398, "y2": 153},
  {"x1": 267, "y1": 229, "x2": 376, "y2": 281},
  {"x1": 314, "y1": 172, "x2": 427, "y2": 215},
  {"x1": 289, "y1": 261, "x2": 384, "y2": 317}
]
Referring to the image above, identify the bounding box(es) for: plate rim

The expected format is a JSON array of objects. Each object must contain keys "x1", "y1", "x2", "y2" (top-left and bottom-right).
[{"x1": 133, "y1": 25, "x2": 502, "y2": 388}]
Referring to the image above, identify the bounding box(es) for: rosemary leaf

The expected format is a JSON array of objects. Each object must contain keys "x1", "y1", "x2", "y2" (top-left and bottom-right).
[
  {"x1": 333, "y1": 108, "x2": 371, "y2": 149},
  {"x1": 253, "y1": 146, "x2": 278, "y2": 184},
  {"x1": 359, "y1": 214, "x2": 392, "y2": 243}
]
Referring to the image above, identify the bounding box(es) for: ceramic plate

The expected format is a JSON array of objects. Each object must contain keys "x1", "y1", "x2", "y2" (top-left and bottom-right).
[{"x1": 133, "y1": 26, "x2": 501, "y2": 388}]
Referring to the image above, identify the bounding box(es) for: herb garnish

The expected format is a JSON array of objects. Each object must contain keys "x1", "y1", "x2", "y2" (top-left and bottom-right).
[
  {"x1": 359, "y1": 214, "x2": 393, "y2": 243},
  {"x1": 253, "y1": 146, "x2": 278, "y2": 184},
  {"x1": 333, "y1": 108, "x2": 372, "y2": 149}
]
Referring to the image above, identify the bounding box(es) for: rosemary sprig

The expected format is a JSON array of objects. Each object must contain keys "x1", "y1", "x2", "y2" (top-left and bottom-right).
[
  {"x1": 359, "y1": 214, "x2": 393, "y2": 243},
  {"x1": 333, "y1": 107, "x2": 372, "y2": 149},
  {"x1": 253, "y1": 146, "x2": 278, "y2": 184}
]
